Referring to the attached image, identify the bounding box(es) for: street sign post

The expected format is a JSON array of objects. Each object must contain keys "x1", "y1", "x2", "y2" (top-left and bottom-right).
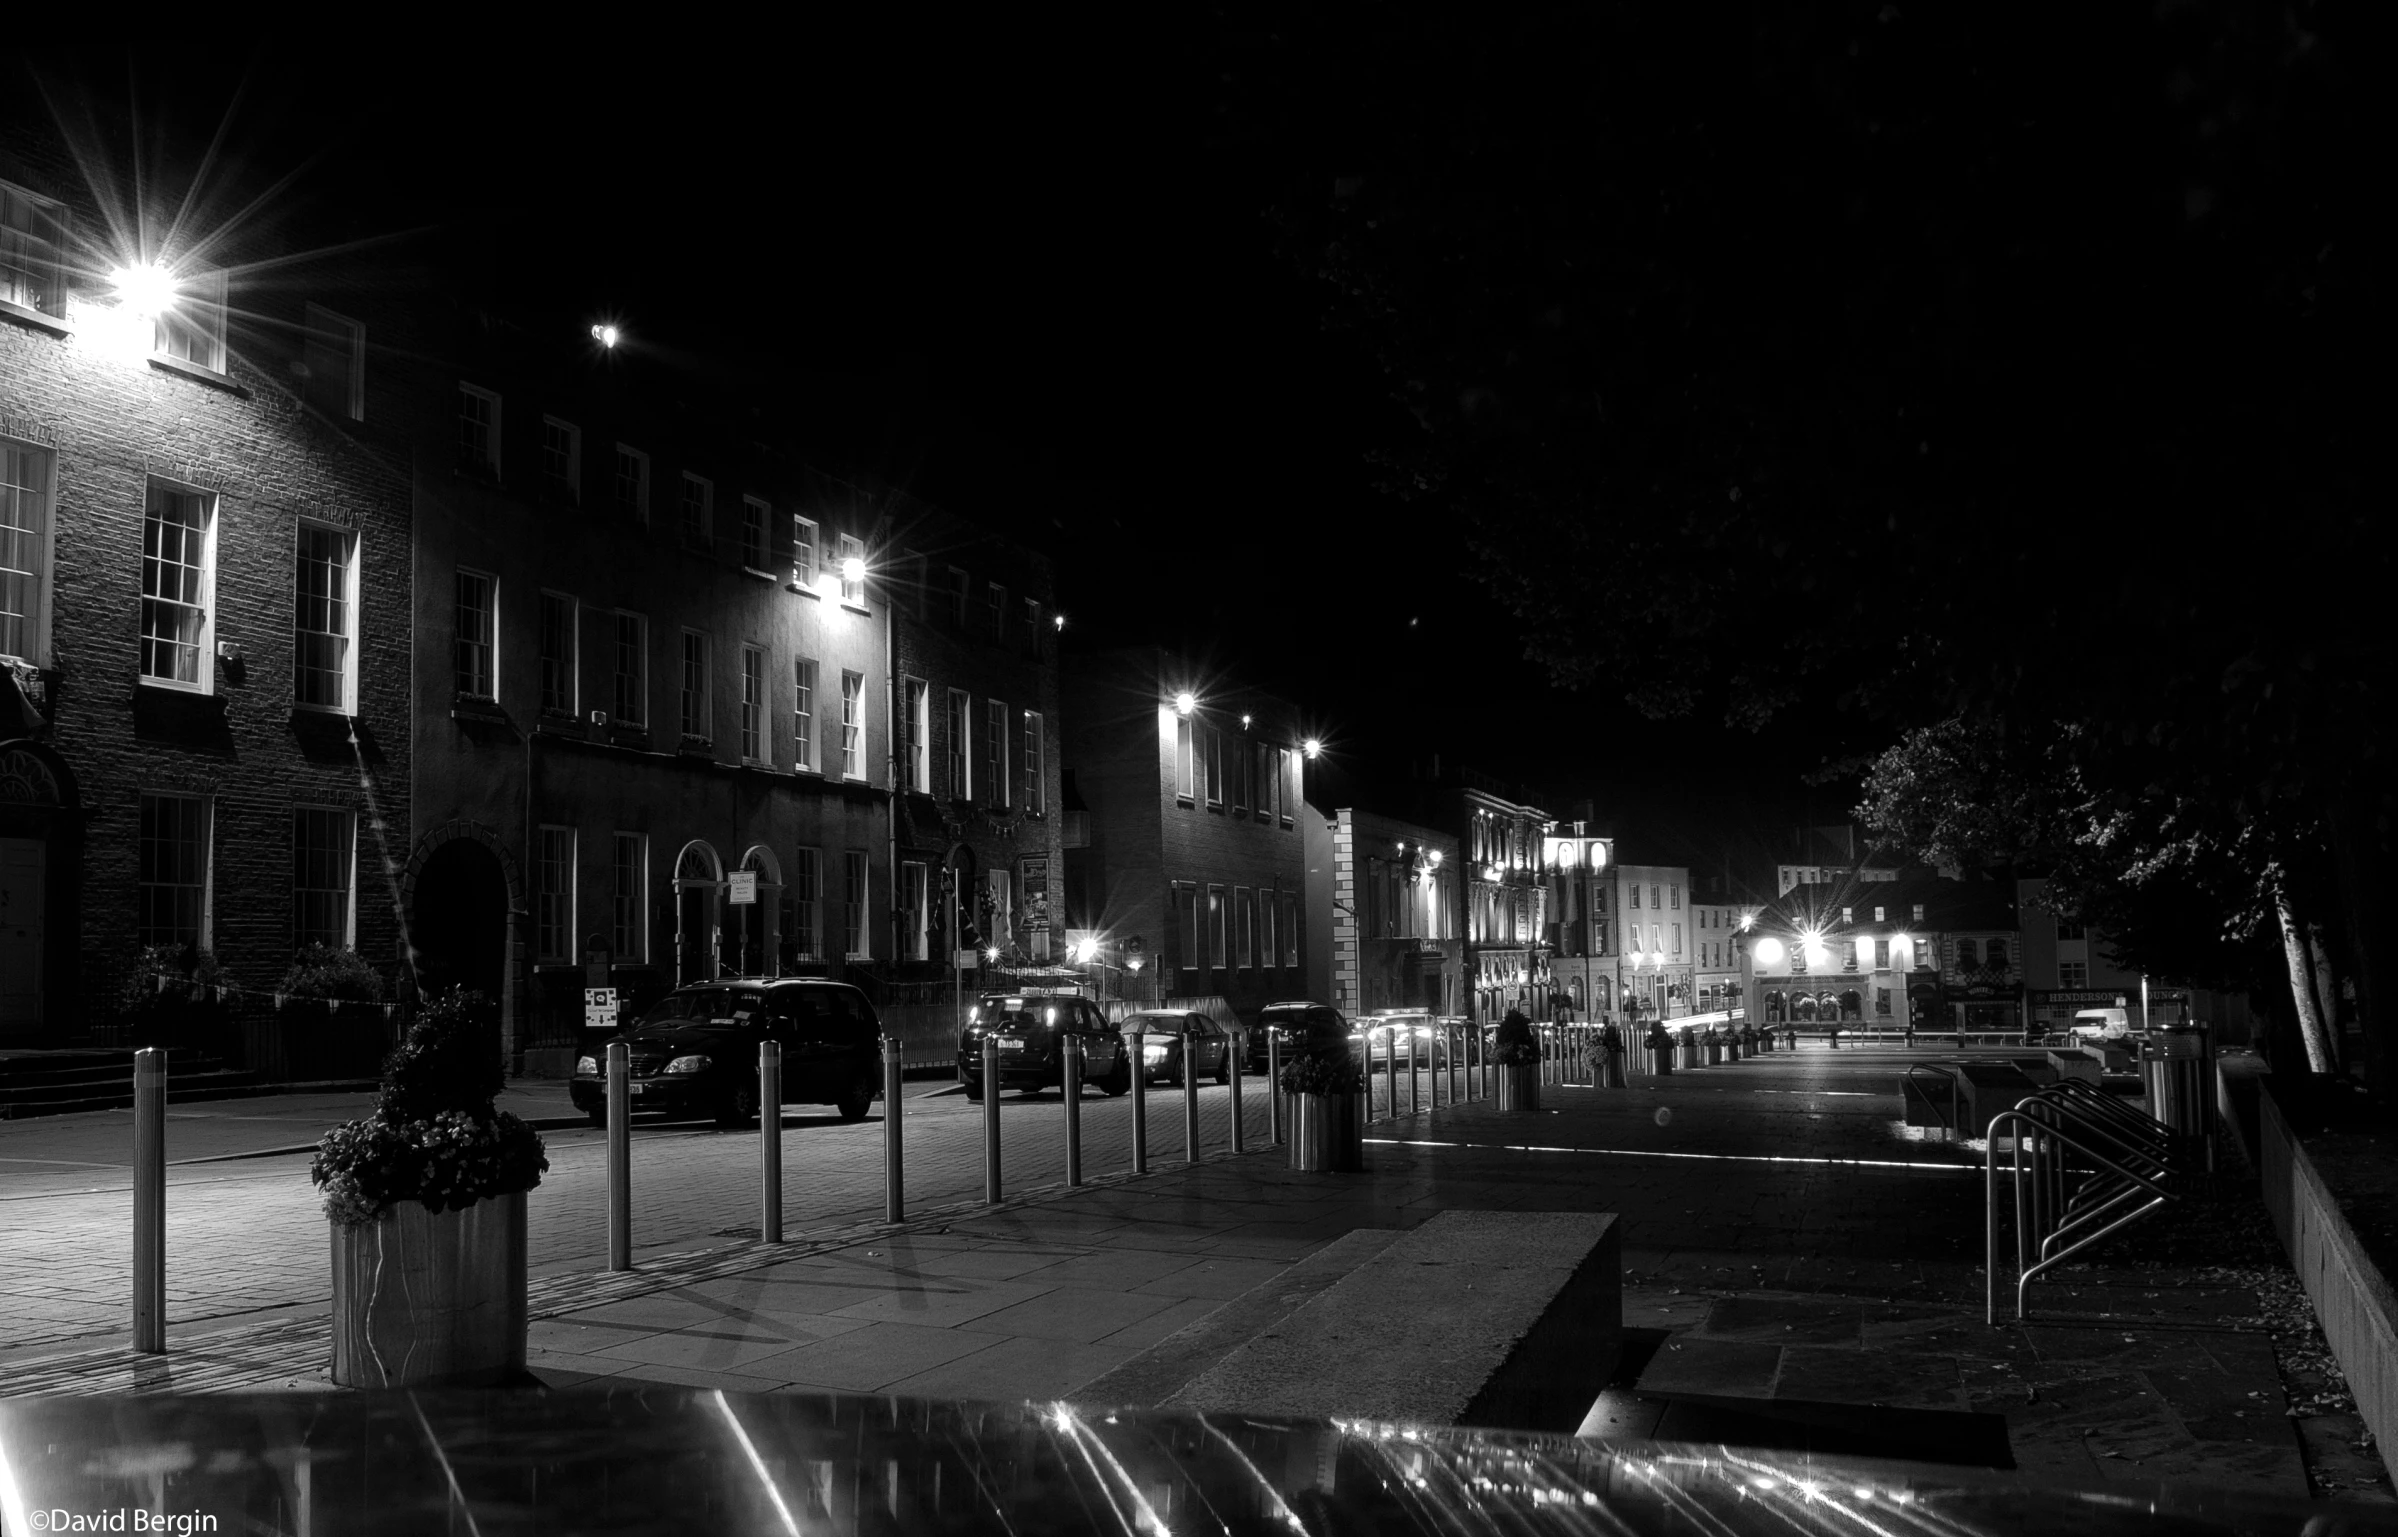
[{"x1": 584, "y1": 987, "x2": 618, "y2": 1032}]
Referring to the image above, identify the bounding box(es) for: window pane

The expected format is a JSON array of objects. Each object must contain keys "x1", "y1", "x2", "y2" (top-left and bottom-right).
[
  {"x1": 137, "y1": 793, "x2": 207, "y2": 948},
  {"x1": 741, "y1": 647, "x2": 765, "y2": 761},
  {"x1": 537, "y1": 827, "x2": 575, "y2": 962},
  {"x1": 294, "y1": 526, "x2": 352, "y2": 708},
  {"x1": 1023, "y1": 711, "x2": 1044, "y2": 815},
  {"x1": 841, "y1": 672, "x2": 864, "y2": 777},
  {"x1": 538, "y1": 592, "x2": 574, "y2": 715},
  {"x1": 453, "y1": 571, "x2": 494, "y2": 698},
  {"x1": 843, "y1": 851, "x2": 867, "y2": 957},
  {"x1": 793, "y1": 658, "x2": 816, "y2": 771},
  {"x1": 611, "y1": 833, "x2": 645, "y2": 962},
  {"x1": 140, "y1": 486, "x2": 210, "y2": 685},
  {"x1": 291, "y1": 807, "x2": 353, "y2": 950},
  {"x1": 612, "y1": 613, "x2": 645, "y2": 724},
  {"x1": 791, "y1": 847, "x2": 819, "y2": 960},
  {"x1": 0, "y1": 442, "x2": 50, "y2": 661}
]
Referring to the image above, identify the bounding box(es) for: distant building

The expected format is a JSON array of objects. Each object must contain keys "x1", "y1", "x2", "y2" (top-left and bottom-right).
[
  {"x1": 2015, "y1": 876, "x2": 2255, "y2": 1042},
  {"x1": 0, "y1": 132, "x2": 414, "y2": 1044},
  {"x1": 1739, "y1": 874, "x2": 2020, "y2": 1033},
  {"x1": 1060, "y1": 649, "x2": 1306, "y2": 1027},
  {"x1": 1457, "y1": 782, "x2": 1556, "y2": 1021},
  {"x1": 1303, "y1": 805, "x2": 1462, "y2": 1018}
]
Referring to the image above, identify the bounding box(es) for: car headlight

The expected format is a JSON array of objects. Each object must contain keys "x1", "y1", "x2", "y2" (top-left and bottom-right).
[
  {"x1": 1144, "y1": 1043, "x2": 1169, "y2": 1060},
  {"x1": 664, "y1": 1054, "x2": 711, "y2": 1074},
  {"x1": 575, "y1": 1055, "x2": 598, "y2": 1076}
]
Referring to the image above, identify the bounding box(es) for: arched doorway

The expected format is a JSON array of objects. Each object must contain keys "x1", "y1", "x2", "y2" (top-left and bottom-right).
[
  {"x1": 411, "y1": 838, "x2": 508, "y2": 1003},
  {"x1": 734, "y1": 846, "x2": 783, "y2": 977},
  {"x1": 674, "y1": 841, "x2": 723, "y2": 985}
]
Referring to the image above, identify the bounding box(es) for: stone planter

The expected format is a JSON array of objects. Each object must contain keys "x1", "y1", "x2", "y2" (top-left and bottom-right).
[
  {"x1": 331, "y1": 1190, "x2": 527, "y2": 1387},
  {"x1": 1288, "y1": 1091, "x2": 1364, "y2": 1172},
  {"x1": 1496, "y1": 1061, "x2": 1541, "y2": 1111}
]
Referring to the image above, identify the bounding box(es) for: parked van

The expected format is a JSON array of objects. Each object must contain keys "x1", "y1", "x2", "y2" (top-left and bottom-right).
[{"x1": 2070, "y1": 1007, "x2": 2132, "y2": 1042}]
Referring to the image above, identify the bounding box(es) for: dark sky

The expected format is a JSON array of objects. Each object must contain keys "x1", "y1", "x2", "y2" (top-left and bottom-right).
[{"x1": 11, "y1": 31, "x2": 1839, "y2": 822}]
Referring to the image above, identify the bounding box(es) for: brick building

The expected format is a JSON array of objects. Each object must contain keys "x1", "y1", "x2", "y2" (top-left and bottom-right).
[
  {"x1": 1060, "y1": 649, "x2": 1307, "y2": 1027},
  {"x1": 1738, "y1": 873, "x2": 2019, "y2": 1034},
  {"x1": 0, "y1": 133, "x2": 413, "y2": 1044},
  {"x1": 1302, "y1": 804, "x2": 1461, "y2": 1018},
  {"x1": 880, "y1": 490, "x2": 1064, "y2": 1059}
]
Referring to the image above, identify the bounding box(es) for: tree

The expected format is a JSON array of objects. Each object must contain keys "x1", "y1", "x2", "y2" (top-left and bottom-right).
[{"x1": 1219, "y1": 2, "x2": 2390, "y2": 1095}]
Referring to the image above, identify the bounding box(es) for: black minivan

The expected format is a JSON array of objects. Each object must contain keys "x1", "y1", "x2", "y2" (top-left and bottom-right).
[
  {"x1": 571, "y1": 978, "x2": 883, "y2": 1127},
  {"x1": 956, "y1": 991, "x2": 1132, "y2": 1099}
]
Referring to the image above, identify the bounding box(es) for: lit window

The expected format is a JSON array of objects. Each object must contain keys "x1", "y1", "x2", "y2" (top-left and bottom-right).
[
  {"x1": 541, "y1": 417, "x2": 581, "y2": 502},
  {"x1": 680, "y1": 473, "x2": 712, "y2": 551},
  {"x1": 985, "y1": 699, "x2": 1008, "y2": 807},
  {"x1": 0, "y1": 440, "x2": 53, "y2": 664},
  {"x1": 679, "y1": 630, "x2": 711, "y2": 742},
  {"x1": 837, "y1": 535, "x2": 865, "y2": 604},
  {"x1": 453, "y1": 569, "x2": 496, "y2": 700},
  {"x1": 1022, "y1": 710, "x2": 1044, "y2": 815},
  {"x1": 137, "y1": 792, "x2": 209, "y2": 948},
  {"x1": 790, "y1": 847, "x2": 820, "y2": 960},
  {"x1": 615, "y1": 446, "x2": 649, "y2": 522},
  {"x1": 791, "y1": 516, "x2": 817, "y2": 587},
  {"x1": 611, "y1": 832, "x2": 646, "y2": 963},
  {"x1": 740, "y1": 644, "x2": 766, "y2": 763},
  {"x1": 291, "y1": 807, "x2": 354, "y2": 950},
  {"x1": 741, "y1": 496, "x2": 770, "y2": 570},
  {"x1": 840, "y1": 671, "x2": 864, "y2": 779},
  {"x1": 535, "y1": 826, "x2": 575, "y2": 962},
  {"x1": 902, "y1": 862, "x2": 929, "y2": 961},
  {"x1": 1174, "y1": 716, "x2": 1194, "y2": 801},
  {"x1": 457, "y1": 384, "x2": 500, "y2": 476},
  {"x1": 140, "y1": 484, "x2": 215, "y2": 690},
  {"x1": 1208, "y1": 884, "x2": 1226, "y2": 968},
  {"x1": 946, "y1": 687, "x2": 971, "y2": 800},
  {"x1": 294, "y1": 524, "x2": 356, "y2": 712},
  {"x1": 611, "y1": 611, "x2": 646, "y2": 726},
  {"x1": 303, "y1": 304, "x2": 365, "y2": 421},
  {"x1": 0, "y1": 181, "x2": 70, "y2": 319},
  {"x1": 155, "y1": 265, "x2": 228, "y2": 372},
  {"x1": 843, "y1": 850, "x2": 869, "y2": 959},
  {"x1": 792, "y1": 658, "x2": 817, "y2": 772},
  {"x1": 537, "y1": 591, "x2": 577, "y2": 716},
  {"x1": 902, "y1": 678, "x2": 930, "y2": 792}
]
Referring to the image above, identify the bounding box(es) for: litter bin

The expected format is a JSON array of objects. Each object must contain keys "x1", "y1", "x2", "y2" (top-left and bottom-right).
[
  {"x1": 2139, "y1": 1024, "x2": 2215, "y2": 1169},
  {"x1": 1647, "y1": 1025, "x2": 1673, "y2": 1076}
]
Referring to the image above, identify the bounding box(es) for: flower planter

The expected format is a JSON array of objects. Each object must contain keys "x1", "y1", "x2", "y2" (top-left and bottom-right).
[
  {"x1": 330, "y1": 1191, "x2": 527, "y2": 1387},
  {"x1": 1287, "y1": 1090, "x2": 1364, "y2": 1172},
  {"x1": 1496, "y1": 1061, "x2": 1540, "y2": 1111}
]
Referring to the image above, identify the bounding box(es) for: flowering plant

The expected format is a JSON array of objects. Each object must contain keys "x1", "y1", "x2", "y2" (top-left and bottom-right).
[
  {"x1": 310, "y1": 988, "x2": 547, "y2": 1226},
  {"x1": 1278, "y1": 1047, "x2": 1364, "y2": 1097}
]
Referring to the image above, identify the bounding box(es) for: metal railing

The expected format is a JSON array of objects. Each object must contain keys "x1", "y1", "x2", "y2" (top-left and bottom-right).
[
  {"x1": 1985, "y1": 1077, "x2": 2192, "y2": 1322},
  {"x1": 1903, "y1": 1063, "x2": 1961, "y2": 1135}
]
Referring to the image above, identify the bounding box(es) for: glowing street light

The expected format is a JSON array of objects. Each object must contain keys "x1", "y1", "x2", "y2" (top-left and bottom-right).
[
  {"x1": 111, "y1": 264, "x2": 176, "y2": 318},
  {"x1": 1173, "y1": 691, "x2": 1196, "y2": 716},
  {"x1": 841, "y1": 553, "x2": 867, "y2": 585},
  {"x1": 1302, "y1": 738, "x2": 1322, "y2": 759},
  {"x1": 984, "y1": 945, "x2": 1000, "y2": 964},
  {"x1": 1752, "y1": 937, "x2": 1787, "y2": 968},
  {"x1": 590, "y1": 323, "x2": 621, "y2": 348}
]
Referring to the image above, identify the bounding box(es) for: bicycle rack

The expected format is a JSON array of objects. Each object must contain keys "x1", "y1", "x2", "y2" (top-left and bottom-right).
[
  {"x1": 1902, "y1": 1063, "x2": 1961, "y2": 1136},
  {"x1": 1985, "y1": 1081, "x2": 2188, "y2": 1323}
]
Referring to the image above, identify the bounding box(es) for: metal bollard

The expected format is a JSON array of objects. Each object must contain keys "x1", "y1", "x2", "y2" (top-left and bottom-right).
[
  {"x1": 983, "y1": 1036, "x2": 1003, "y2": 1203},
  {"x1": 1229, "y1": 1030, "x2": 1245, "y2": 1154},
  {"x1": 1183, "y1": 1032, "x2": 1202, "y2": 1163},
  {"x1": 1063, "y1": 1032, "x2": 1083, "y2": 1187},
  {"x1": 1267, "y1": 1029, "x2": 1284, "y2": 1144},
  {"x1": 607, "y1": 1040, "x2": 631, "y2": 1271},
  {"x1": 1449, "y1": 1023, "x2": 1461, "y2": 1103},
  {"x1": 883, "y1": 1035, "x2": 905, "y2": 1223},
  {"x1": 132, "y1": 1047, "x2": 166, "y2": 1353},
  {"x1": 759, "y1": 1040, "x2": 783, "y2": 1244},
  {"x1": 1126, "y1": 1027, "x2": 1148, "y2": 1174}
]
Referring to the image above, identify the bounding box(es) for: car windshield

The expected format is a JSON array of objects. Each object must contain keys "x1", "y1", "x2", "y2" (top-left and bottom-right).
[
  {"x1": 1129, "y1": 1014, "x2": 1193, "y2": 1034},
  {"x1": 635, "y1": 987, "x2": 767, "y2": 1032},
  {"x1": 979, "y1": 999, "x2": 1058, "y2": 1031}
]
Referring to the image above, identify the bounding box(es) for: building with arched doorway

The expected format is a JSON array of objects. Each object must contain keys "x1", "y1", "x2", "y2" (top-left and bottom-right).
[{"x1": 0, "y1": 123, "x2": 414, "y2": 1050}]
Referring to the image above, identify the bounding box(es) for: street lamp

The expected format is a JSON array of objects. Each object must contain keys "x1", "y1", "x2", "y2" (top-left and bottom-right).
[
  {"x1": 1302, "y1": 738, "x2": 1322, "y2": 759},
  {"x1": 110, "y1": 263, "x2": 176, "y2": 318},
  {"x1": 842, "y1": 553, "x2": 868, "y2": 586},
  {"x1": 1174, "y1": 691, "x2": 1196, "y2": 716}
]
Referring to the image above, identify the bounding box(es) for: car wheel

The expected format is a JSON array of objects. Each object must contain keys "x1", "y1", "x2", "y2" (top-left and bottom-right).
[
  {"x1": 964, "y1": 1076, "x2": 985, "y2": 1102},
  {"x1": 835, "y1": 1075, "x2": 875, "y2": 1121},
  {"x1": 717, "y1": 1078, "x2": 760, "y2": 1127},
  {"x1": 1100, "y1": 1056, "x2": 1131, "y2": 1096}
]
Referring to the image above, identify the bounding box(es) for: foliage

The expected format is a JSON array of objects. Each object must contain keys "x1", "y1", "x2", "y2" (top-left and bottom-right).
[
  {"x1": 1491, "y1": 1039, "x2": 1540, "y2": 1069},
  {"x1": 278, "y1": 944, "x2": 389, "y2": 1003},
  {"x1": 115, "y1": 944, "x2": 226, "y2": 1046},
  {"x1": 1278, "y1": 1048, "x2": 1363, "y2": 1097},
  {"x1": 310, "y1": 988, "x2": 545, "y2": 1226}
]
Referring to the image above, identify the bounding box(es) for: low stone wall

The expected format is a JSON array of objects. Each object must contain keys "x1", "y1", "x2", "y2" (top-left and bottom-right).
[{"x1": 2255, "y1": 1081, "x2": 2398, "y2": 1459}]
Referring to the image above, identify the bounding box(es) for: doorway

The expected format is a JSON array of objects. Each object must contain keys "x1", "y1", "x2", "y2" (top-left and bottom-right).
[
  {"x1": 411, "y1": 837, "x2": 508, "y2": 1003},
  {"x1": 0, "y1": 836, "x2": 42, "y2": 1029}
]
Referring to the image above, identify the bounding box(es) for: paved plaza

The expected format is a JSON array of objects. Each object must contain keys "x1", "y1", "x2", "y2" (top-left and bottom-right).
[{"x1": 0, "y1": 1045, "x2": 2384, "y2": 1502}]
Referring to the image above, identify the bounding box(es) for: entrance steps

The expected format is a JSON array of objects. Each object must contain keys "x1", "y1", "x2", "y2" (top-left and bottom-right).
[{"x1": 0, "y1": 1047, "x2": 267, "y2": 1119}]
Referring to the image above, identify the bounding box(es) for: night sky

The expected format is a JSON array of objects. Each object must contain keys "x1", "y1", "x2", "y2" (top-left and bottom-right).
[{"x1": 5, "y1": 25, "x2": 2073, "y2": 831}]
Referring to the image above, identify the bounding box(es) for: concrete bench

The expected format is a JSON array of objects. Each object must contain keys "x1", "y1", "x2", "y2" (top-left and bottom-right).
[{"x1": 1083, "y1": 1210, "x2": 1621, "y2": 1433}]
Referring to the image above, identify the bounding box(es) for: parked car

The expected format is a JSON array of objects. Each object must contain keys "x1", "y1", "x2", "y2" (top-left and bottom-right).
[
  {"x1": 1123, "y1": 1011, "x2": 1234, "y2": 1086},
  {"x1": 1248, "y1": 1001, "x2": 1350, "y2": 1073},
  {"x1": 1355, "y1": 1010, "x2": 1451, "y2": 1071},
  {"x1": 570, "y1": 977, "x2": 882, "y2": 1127},
  {"x1": 956, "y1": 991, "x2": 1132, "y2": 1099}
]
